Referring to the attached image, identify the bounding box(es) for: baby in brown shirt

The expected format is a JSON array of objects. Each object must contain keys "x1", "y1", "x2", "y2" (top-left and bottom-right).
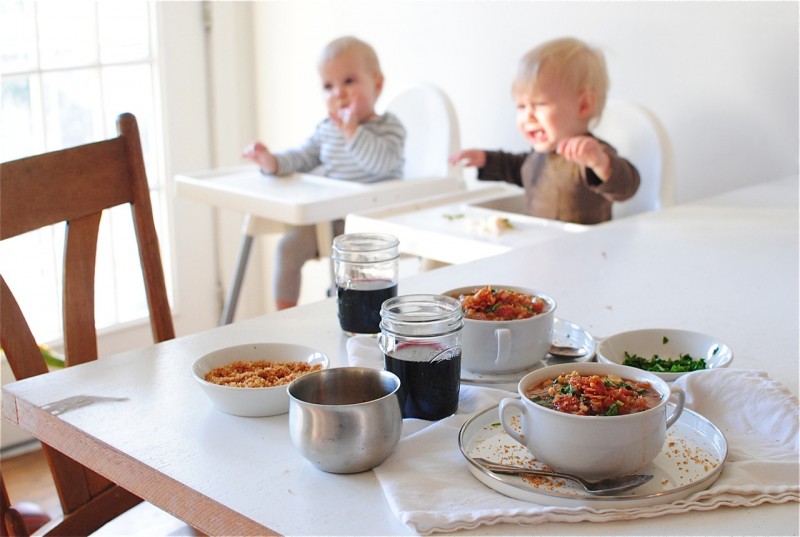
[{"x1": 451, "y1": 37, "x2": 640, "y2": 224}]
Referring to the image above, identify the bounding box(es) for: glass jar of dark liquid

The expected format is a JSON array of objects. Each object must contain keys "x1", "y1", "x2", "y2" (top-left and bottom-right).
[
  {"x1": 378, "y1": 294, "x2": 463, "y2": 420},
  {"x1": 332, "y1": 233, "x2": 399, "y2": 335}
]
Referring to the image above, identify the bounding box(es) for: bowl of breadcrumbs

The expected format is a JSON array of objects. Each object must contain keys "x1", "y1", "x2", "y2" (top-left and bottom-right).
[{"x1": 192, "y1": 342, "x2": 329, "y2": 416}]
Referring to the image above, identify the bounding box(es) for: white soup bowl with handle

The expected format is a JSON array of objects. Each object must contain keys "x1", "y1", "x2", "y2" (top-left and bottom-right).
[
  {"x1": 445, "y1": 285, "x2": 556, "y2": 374},
  {"x1": 499, "y1": 362, "x2": 685, "y2": 479}
]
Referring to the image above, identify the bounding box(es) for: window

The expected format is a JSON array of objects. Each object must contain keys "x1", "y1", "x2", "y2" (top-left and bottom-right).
[{"x1": 0, "y1": 0, "x2": 171, "y2": 343}]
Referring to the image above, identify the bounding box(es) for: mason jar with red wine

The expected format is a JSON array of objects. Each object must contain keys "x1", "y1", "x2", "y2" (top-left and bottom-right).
[
  {"x1": 332, "y1": 233, "x2": 399, "y2": 335},
  {"x1": 378, "y1": 294, "x2": 463, "y2": 420}
]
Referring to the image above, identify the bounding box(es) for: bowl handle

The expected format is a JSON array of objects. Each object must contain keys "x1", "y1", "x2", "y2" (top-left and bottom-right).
[
  {"x1": 494, "y1": 328, "x2": 512, "y2": 367},
  {"x1": 498, "y1": 397, "x2": 527, "y2": 446},
  {"x1": 666, "y1": 387, "x2": 685, "y2": 430}
]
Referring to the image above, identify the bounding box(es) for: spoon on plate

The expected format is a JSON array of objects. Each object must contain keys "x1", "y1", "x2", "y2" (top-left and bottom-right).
[
  {"x1": 548, "y1": 344, "x2": 587, "y2": 359},
  {"x1": 473, "y1": 457, "x2": 653, "y2": 495}
]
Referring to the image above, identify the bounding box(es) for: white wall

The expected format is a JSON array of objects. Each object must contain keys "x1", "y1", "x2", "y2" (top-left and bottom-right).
[
  {"x1": 168, "y1": 0, "x2": 799, "y2": 324},
  {"x1": 251, "y1": 0, "x2": 798, "y2": 203},
  {"x1": 164, "y1": 2, "x2": 271, "y2": 326}
]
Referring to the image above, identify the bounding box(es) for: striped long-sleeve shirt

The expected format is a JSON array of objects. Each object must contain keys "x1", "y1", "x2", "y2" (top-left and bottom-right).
[{"x1": 272, "y1": 112, "x2": 405, "y2": 183}]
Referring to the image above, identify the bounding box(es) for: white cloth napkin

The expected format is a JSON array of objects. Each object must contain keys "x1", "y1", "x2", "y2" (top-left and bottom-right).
[
  {"x1": 346, "y1": 335, "x2": 384, "y2": 369},
  {"x1": 365, "y1": 365, "x2": 799, "y2": 535}
]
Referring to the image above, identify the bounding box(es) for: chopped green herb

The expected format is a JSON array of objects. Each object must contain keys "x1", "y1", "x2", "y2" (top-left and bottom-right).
[
  {"x1": 603, "y1": 401, "x2": 625, "y2": 416},
  {"x1": 442, "y1": 213, "x2": 464, "y2": 221},
  {"x1": 662, "y1": 336, "x2": 669, "y2": 344},
  {"x1": 622, "y1": 351, "x2": 706, "y2": 373}
]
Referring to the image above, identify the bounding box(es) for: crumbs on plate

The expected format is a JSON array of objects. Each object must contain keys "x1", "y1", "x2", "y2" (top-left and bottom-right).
[
  {"x1": 663, "y1": 434, "x2": 719, "y2": 480},
  {"x1": 473, "y1": 415, "x2": 568, "y2": 492}
]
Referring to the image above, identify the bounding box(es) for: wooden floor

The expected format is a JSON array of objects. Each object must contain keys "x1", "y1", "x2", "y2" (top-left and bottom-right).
[
  {"x1": 2, "y1": 444, "x2": 203, "y2": 536},
  {"x1": 2, "y1": 446, "x2": 61, "y2": 521}
]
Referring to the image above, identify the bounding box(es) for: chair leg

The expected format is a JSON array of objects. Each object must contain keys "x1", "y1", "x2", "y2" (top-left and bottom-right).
[{"x1": 220, "y1": 231, "x2": 255, "y2": 326}]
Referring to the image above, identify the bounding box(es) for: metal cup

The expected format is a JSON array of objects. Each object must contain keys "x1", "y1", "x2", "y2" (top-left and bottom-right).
[{"x1": 288, "y1": 367, "x2": 402, "y2": 473}]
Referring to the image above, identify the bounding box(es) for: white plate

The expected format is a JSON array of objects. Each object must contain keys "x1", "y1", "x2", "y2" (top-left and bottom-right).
[
  {"x1": 461, "y1": 318, "x2": 595, "y2": 386},
  {"x1": 458, "y1": 404, "x2": 727, "y2": 509}
]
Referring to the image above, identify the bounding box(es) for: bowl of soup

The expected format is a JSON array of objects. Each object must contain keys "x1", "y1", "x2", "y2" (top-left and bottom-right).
[
  {"x1": 192, "y1": 342, "x2": 329, "y2": 417},
  {"x1": 444, "y1": 285, "x2": 556, "y2": 374},
  {"x1": 498, "y1": 362, "x2": 685, "y2": 479}
]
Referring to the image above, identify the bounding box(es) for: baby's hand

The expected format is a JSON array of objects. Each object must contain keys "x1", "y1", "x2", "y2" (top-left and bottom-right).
[
  {"x1": 242, "y1": 141, "x2": 278, "y2": 174},
  {"x1": 557, "y1": 136, "x2": 612, "y2": 180},
  {"x1": 329, "y1": 92, "x2": 368, "y2": 139},
  {"x1": 449, "y1": 149, "x2": 487, "y2": 168}
]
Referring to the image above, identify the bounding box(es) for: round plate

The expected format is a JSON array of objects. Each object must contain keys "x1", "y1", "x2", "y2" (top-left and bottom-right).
[
  {"x1": 461, "y1": 318, "x2": 595, "y2": 386},
  {"x1": 458, "y1": 404, "x2": 727, "y2": 508}
]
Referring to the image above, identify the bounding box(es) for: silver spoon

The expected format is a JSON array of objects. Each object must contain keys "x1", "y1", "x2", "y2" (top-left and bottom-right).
[
  {"x1": 473, "y1": 457, "x2": 653, "y2": 495},
  {"x1": 548, "y1": 344, "x2": 587, "y2": 359}
]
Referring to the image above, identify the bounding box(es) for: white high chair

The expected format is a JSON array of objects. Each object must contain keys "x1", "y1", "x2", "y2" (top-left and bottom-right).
[
  {"x1": 220, "y1": 85, "x2": 463, "y2": 323},
  {"x1": 593, "y1": 100, "x2": 675, "y2": 218},
  {"x1": 384, "y1": 84, "x2": 463, "y2": 180},
  {"x1": 374, "y1": 84, "x2": 464, "y2": 273}
]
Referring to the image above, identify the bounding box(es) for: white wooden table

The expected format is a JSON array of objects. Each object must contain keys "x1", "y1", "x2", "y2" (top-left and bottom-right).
[
  {"x1": 175, "y1": 166, "x2": 464, "y2": 323},
  {"x1": 4, "y1": 177, "x2": 798, "y2": 535}
]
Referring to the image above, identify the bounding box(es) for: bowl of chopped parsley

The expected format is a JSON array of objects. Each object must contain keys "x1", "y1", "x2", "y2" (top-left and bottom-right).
[{"x1": 596, "y1": 328, "x2": 733, "y2": 381}]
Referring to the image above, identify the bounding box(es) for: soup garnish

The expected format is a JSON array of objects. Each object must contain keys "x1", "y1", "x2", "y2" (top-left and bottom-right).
[
  {"x1": 457, "y1": 286, "x2": 548, "y2": 321},
  {"x1": 525, "y1": 371, "x2": 660, "y2": 416},
  {"x1": 622, "y1": 351, "x2": 706, "y2": 373}
]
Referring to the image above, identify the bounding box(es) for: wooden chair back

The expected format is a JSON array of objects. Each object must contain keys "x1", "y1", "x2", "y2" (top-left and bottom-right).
[{"x1": 0, "y1": 113, "x2": 175, "y2": 535}]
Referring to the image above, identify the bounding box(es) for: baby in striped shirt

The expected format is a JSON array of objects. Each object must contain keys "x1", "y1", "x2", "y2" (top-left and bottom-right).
[{"x1": 243, "y1": 36, "x2": 405, "y2": 310}]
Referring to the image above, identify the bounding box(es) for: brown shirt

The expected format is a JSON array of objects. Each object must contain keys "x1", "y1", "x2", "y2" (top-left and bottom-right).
[{"x1": 478, "y1": 137, "x2": 640, "y2": 225}]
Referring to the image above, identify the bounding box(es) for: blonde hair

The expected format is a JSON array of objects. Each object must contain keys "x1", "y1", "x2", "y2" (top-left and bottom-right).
[
  {"x1": 318, "y1": 36, "x2": 383, "y2": 78},
  {"x1": 512, "y1": 37, "x2": 608, "y2": 120}
]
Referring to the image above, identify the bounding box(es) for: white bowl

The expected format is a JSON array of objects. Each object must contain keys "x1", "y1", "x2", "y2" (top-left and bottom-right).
[
  {"x1": 444, "y1": 285, "x2": 556, "y2": 374},
  {"x1": 192, "y1": 343, "x2": 329, "y2": 417},
  {"x1": 499, "y1": 362, "x2": 685, "y2": 479},
  {"x1": 596, "y1": 328, "x2": 733, "y2": 382}
]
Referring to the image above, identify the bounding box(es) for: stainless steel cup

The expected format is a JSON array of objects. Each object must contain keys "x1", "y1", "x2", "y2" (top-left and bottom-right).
[{"x1": 287, "y1": 367, "x2": 402, "y2": 473}]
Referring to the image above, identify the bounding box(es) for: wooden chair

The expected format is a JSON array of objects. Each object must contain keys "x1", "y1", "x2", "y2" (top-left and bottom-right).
[{"x1": 0, "y1": 113, "x2": 178, "y2": 536}]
